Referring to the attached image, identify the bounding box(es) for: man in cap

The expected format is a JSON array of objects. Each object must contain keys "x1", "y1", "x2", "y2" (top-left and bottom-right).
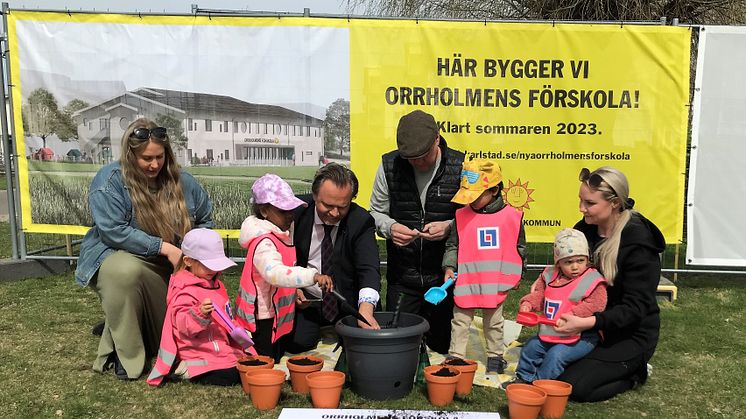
[{"x1": 369, "y1": 110, "x2": 464, "y2": 354}]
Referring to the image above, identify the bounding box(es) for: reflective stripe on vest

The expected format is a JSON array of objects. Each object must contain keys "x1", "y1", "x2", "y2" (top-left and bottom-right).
[
  {"x1": 453, "y1": 205, "x2": 523, "y2": 308},
  {"x1": 538, "y1": 267, "x2": 606, "y2": 344},
  {"x1": 235, "y1": 233, "x2": 297, "y2": 342}
]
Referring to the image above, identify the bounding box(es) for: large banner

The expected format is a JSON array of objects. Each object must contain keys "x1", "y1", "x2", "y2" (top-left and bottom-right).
[
  {"x1": 7, "y1": 11, "x2": 690, "y2": 241},
  {"x1": 687, "y1": 26, "x2": 746, "y2": 266}
]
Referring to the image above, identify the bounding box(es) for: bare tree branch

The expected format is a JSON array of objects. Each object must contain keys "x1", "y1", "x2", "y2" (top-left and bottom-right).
[{"x1": 347, "y1": 0, "x2": 746, "y2": 24}]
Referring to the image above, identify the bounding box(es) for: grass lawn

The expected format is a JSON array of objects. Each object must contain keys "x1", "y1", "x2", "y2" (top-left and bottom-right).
[{"x1": 1, "y1": 223, "x2": 744, "y2": 418}]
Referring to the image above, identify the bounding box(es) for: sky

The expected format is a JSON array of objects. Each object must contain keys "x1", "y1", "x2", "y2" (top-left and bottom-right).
[{"x1": 5, "y1": 0, "x2": 353, "y2": 14}]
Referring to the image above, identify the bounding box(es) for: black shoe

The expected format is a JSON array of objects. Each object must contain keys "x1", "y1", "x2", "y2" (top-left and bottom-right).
[
  {"x1": 501, "y1": 376, "x2": 529, "y2": 390},
  {"x1": 106, "y1": 352, "x2": 133, "y2": 381},
  {"x1": 91, "y1": 321, "x2": 105, "y2": 336},
  {"x1": 486, "y1": 355, "x2": 508, "y2": 374}
]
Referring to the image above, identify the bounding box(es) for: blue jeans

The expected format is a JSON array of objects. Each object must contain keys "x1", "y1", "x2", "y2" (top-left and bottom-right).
[{"x1": 516, "y1": 332, "x2": 598, "y2": 382}]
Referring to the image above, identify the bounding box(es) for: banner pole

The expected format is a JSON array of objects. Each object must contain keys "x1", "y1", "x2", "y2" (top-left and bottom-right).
[
  {"x1": 1, "y1": 2, "x2": 20, "y2": 259},
  {"x1": 1, "y1": 2, "x2": 27, "y2": 259}
]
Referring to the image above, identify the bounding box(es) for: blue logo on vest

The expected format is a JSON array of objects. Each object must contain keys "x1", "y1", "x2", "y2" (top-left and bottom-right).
[
  {"x1": 477, "y1": 227, "x2": 500, "y2": 249},
  {"x1": 544, "y1": 299, "x2": 562, "y2": 320}
]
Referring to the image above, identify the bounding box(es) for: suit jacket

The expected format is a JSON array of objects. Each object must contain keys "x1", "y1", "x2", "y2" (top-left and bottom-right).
[{"x1": 293, "y1": 195, "x2": 381, "y2": 305}]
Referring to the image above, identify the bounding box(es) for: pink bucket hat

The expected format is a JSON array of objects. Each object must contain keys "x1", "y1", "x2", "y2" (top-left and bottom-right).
[
  {"x1": 181, "y1": 228, "x2": 237, "y2": 271},
  {"x1": 251, "y1": 173, "x2": 307, "y2": 211}
]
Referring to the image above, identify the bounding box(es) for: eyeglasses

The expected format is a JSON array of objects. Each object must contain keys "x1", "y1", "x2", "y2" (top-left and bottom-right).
[{"x1": 131, "y1": 127, "x2": 167, "y2": 140}]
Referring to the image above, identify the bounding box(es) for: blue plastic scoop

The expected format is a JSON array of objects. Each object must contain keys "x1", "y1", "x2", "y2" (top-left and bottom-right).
[{"x1": 424, "y1": 276, "x2": 456, "y2": 305}]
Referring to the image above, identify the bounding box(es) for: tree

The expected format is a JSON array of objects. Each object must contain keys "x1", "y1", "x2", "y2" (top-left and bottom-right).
[
  {"x1": 348, "y1": 0, "x2": 746, "y2": 24},
  {"x1": 155, "y1": 113, "x2": 188, "y2": 151},
  {"x1": 324, "y1": 98, "x2": 350, "y2": 156},
  {"x1": 23, "y1": 88, "x2": 68, "y2": 147},
  {"x1": 56, "y1": 98, "x2": 89, "y2": 140}
]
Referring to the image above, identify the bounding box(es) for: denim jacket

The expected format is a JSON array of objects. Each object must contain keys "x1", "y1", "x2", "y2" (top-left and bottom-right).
[{"x1": 75, "y1": 162, "x2": 214, "y2": 286}]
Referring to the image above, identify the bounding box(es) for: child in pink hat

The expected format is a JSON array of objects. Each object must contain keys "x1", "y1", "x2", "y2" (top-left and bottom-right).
[
  {"x1": 235, "y1": 174, "x2": 333, "y2": 362},
  {"x1": 148, "y1": 228, "x2": 245, "y2": 386}
]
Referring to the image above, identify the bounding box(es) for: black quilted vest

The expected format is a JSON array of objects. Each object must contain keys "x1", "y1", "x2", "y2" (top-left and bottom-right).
[{"x1": 382, "y1": 138, "x2": 464, "y2": 288}]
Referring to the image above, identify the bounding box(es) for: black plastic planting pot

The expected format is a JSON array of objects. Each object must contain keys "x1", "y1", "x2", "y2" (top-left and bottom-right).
[{"x1": 335, "y1": 312, "x2": 430, "y2": 400}]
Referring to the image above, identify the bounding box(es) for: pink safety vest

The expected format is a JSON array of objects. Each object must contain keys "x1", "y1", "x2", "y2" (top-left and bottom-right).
[
  {"x1": 235, "y1": 233, "x2": 297, "y2": 343},
  {"x1": 453, "y1": 205, "x2": 523, "y2": 308},
  {"x1": 538, "y1": 266, "x2": 606, "y2": 344}
]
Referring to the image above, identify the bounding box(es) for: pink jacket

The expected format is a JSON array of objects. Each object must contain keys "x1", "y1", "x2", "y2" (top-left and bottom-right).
[{"x1": 147, "y1": 269, "x2": 245, "y2": 386}]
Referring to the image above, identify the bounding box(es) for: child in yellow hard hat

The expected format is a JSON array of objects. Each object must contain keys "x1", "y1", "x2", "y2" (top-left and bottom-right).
[{"x1": 441, "y1": 158, "x2": 526, "y2": 373}]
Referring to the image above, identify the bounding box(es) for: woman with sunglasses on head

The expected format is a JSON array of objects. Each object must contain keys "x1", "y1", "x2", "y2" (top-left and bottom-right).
[
  {"x1": 554, "y1": 166, "x2": 665, "y2": 401},
  {"x1": 75, "y1": 117, "x2": 214, "y2": 380}
]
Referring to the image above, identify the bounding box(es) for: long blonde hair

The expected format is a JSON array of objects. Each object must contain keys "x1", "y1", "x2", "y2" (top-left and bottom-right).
[
  {"x1": 580, "y1": 166, "x2": 636, "y2": 285},
  {"x1": 120, "y1": 118, "x2": 191, "y2": 244}
]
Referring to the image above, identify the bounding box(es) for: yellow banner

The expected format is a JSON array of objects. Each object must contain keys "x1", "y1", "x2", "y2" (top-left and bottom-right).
[
  {"x1": 350, "y1": 21, "x2": 690, "y2": 242},
  {"x1": 7, "y1": 12, "x2": 689, "y2": 243}
]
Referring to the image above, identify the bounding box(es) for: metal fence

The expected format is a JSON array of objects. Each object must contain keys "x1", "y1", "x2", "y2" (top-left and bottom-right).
[{"x1": 2, "y1": 6, "x2": 745, "y2": 279}]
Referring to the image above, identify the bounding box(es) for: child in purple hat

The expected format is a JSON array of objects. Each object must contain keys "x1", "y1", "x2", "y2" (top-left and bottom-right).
[
  {"x1": 148, "y1": 228, "x2": 245, "y2": 386},
  {"x1": 235, "y1": 174, "x2": 333, "y2": 362}
]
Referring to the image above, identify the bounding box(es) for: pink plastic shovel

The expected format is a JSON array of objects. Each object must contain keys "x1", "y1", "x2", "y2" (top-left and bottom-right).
[{"x1": 211, "y1": 303, "x2": 254, "y2": 350}]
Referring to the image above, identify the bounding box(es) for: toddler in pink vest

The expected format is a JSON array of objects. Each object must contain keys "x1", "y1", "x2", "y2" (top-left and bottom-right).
[
  {"x1": 441, "y1": 158, "x2": 526, "y2": 374},
  {"x1": 148, "y1": 228, "x2": 245, "y2": 386},
  {"x1": 503, "y1": 228, "x2": 607, "y2": 388}
]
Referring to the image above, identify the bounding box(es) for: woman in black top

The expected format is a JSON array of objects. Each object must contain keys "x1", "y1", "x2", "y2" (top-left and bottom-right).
[{"x1": 556, "y1": 166, "x2": 665, "y2": 402}]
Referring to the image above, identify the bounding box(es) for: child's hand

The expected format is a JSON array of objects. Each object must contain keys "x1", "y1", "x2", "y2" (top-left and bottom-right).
[
  {"x1": 555, "y1": 318, "x2": 566, "y2": 327},
  {"x1": 444, "y1": 268, "x2": 456, "y2": 282},
  {"x1": 314, "y1": 274, "x2": 334, "y2": 292},
  {"x1": 199, "y1": 298, "x2": 213, "y2": 317},
  {"x1": 519, "y1": 303, "x2": 532, "y2": 313}
]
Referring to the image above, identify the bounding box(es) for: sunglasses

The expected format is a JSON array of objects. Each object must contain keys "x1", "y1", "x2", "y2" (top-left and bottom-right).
[
  {"x1": 579, "y1": 168, "x2": 618, "y2": 196},
  {"x1": 131, "y1": 127, "x2": 167, "y2": 140},
  {"x1": 579, "y1": 167, "x2": 603, "y2": 186}
]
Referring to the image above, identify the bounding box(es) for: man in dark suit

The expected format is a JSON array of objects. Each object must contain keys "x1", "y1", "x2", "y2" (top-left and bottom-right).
[{"x1": 284, "y1": 163, "x2": 381, "y2": 353}]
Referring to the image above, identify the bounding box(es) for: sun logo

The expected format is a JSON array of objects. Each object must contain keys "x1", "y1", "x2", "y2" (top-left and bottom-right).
[{"x1": 502, "y1": 178, "x2": 535, "y2": 211}]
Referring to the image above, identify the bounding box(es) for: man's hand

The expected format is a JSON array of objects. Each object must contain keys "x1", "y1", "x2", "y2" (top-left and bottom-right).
[
  {"x1": 390, "y1": 223, "x2": 419, "y2": 247},
  {"x1": 419, "y1": 221, "x2": 451, "y2": 241},
  {"x1": 295, "y1": 289, "x2": 312, "y2": 310},
  {"x1": 357, "y1": 302, "x2": 380, "y2": 330}
]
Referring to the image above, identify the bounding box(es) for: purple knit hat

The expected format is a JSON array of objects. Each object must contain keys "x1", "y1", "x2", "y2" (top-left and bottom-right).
[{"x1": 251, "y1": 173, "x2": 307, "y2": 211}]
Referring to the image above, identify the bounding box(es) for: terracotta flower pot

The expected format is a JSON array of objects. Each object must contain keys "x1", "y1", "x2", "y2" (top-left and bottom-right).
[
  {"x1": 236, "y1": 355, "x2": 275, "y2": 395},
  {"x1": 286, "y1": 355, "x2": 324, "y2": 394},
  {"x1": 441, "y1": 358, "x2": 478, "y2": 396},
  {"x1": 306, "y1": 370, "x2": 345, "y2": 408},
  {"x1": 533, "y1": 379, "x2": 572, "y2": 419},
  {"x1": 246, "y1": 369, "x2": 286, "y2": 410},
  {"x1": 423, "y1": 365, "x2": 461, "y2": 407},
  {"x1": 505, "y1": 383, "x2": 547, "y2": 419}
]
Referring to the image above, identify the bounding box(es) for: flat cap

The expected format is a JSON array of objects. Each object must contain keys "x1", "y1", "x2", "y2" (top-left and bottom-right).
[{"x1": 396, "y1": 110, "x2": 439, "y2": 159}]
